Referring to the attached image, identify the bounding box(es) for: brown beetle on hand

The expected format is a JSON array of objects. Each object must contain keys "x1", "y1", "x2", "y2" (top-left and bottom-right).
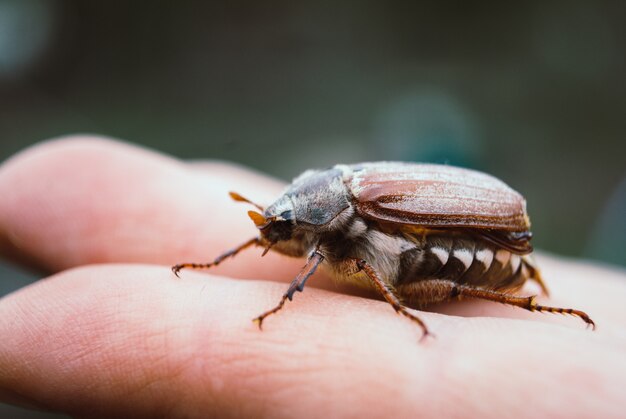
[{"x1": 173, "y1": 162, "x2": 595, "y2": 338}]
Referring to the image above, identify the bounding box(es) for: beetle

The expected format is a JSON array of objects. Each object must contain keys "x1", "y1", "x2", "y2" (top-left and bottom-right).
[{"x1": 172, "y1": 162, "x2": 595, "y2": 338}]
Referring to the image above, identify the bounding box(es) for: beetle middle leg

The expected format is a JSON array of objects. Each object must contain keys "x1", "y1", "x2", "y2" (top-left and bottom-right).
[
  {"x1": 353, "y1": 258, "x2": 432, "y2": 340},
  {"x1": 172, "y1": 236, "x2": 261, "y2": 277},
  {"x1": 253, "y1": 250, "x2": 325, "y2": 330}
]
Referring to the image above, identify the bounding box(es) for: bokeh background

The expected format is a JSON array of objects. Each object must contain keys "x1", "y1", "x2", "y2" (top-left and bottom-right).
[{"x1": 0, "y1": 1, "x2": 624, "y2": 417}]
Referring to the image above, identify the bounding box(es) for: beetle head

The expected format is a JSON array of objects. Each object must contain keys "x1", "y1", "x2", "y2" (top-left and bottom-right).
[
  {"x1": 248, "y1": 195, "x2": 296, "y2": 247},
  {"x1": 230, "y1": 166, "x2": 351, "y2": 256}
]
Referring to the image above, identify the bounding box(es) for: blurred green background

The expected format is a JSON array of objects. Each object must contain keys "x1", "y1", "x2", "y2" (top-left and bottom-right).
[{"x1": 0, "y1": 1, "x2": 624, "y2": 416}]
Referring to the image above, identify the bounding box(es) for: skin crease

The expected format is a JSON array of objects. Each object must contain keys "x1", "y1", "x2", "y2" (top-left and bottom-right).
[{"x1": 0, "y1": 137, "x2": 624, "y2": 418}]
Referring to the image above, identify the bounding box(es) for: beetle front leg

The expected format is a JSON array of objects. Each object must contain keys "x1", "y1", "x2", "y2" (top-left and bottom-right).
[
  {"x1": 172, "y1": 236, "x2": 261, "y2": 277},
  {"x1": 253, "y1": 250, "x2": 324, "y2": 330},
  {"x1": 353, "y1": 258, "x2": 432, "y2": 341}
]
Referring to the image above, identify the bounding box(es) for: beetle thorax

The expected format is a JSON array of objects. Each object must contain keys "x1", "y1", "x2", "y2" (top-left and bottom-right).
[{"x1": 261, "y1": 167, "x2": 354, "y2": 257}]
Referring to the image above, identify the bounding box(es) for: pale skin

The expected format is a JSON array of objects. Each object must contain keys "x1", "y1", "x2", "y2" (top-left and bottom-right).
[{"x1": 0, "y1": 136, "x2": 625, "y2": 418}]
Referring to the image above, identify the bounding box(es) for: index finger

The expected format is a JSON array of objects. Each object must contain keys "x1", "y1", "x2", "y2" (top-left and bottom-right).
[
  {"x1": 0, "y1": 136, "x2": 622, "y2": 325},
  {"x1": 0, "y1": 136, "x2": 312, "y2": 284}
]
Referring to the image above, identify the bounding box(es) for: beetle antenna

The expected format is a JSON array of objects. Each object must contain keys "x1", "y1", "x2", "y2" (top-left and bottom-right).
[
  {"x1": 229, "y1": 191, "x2": 264, "y2": 211},
  {"x1": 248, "y1": 210, "x2": 270, "y2": 228}
]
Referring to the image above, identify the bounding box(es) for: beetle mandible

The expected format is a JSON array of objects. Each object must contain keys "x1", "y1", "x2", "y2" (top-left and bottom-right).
[{"x1": 172, "y1": 162, "x2": 595, "y2": 338}]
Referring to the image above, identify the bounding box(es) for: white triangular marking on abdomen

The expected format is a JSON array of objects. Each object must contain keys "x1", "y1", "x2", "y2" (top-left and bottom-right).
[
  {"x1": 495, "y1": 249, "x2": 511, "y2": 266},
  {"x1": 509, "y1": 254, "x2": 521, "y2": 273},
  {"x1": 431, "y1": 247, "x2": 449, "y2": 265},
  {"x1": 453, "y1": 248, "x2": 473, "y2": 272},
  {"x1": 475, "y1": 248, "x2": 493, "y2": 271}
]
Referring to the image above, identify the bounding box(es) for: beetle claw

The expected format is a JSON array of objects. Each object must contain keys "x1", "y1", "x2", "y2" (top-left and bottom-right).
[
  {"x1": 252, "y1": 317, "x2": 264, "y2": 331},
  {"x1": 419, "y1": 330, "x2": 435, "y2": 343}
]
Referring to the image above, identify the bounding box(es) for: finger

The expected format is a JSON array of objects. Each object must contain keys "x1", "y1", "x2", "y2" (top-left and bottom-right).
[
  {"x1": 0, "y1": 136, "x2": 313, "y2": 284},
  {"x1": 187, "y1": 159, "x2": 286, "y2": 189},
  {"x1": 0, "y1": 136, "x2": 620, "y2": 324},
  {"x1": 0, "y1": 265, "x2": 623, "y2": 418}
]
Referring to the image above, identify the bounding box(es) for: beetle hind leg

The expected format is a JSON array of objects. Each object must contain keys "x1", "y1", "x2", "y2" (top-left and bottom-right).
[
  {"x1": 531, "y1": 298, "x2": 595, "y2": 329},
  {"x1": 522, "y1": 256, "x2": 550, "y2": 296},
  {"x1": 529, "y1": 272, "x2": 550, "y2": 297}
]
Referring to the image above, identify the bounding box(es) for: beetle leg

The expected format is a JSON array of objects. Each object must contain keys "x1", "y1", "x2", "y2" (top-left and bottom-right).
[
  {"x1": 402, "y1": 280, "x2": 594, "y2": 329},
  {"x1": 253, "y1": 250, "x2": 325, "y2": 330},
  {"x1": 522, "y1": 256, "x2": 550, "y2": 296},
  {"x1": 172, "y1": 236, "x2": 261, "y2": 277},
  {"x1": 451, "y1": 284, "x2": 594, "y2": 329},
  {"x1": 354, "y1": 258, "x2": 432, "y2": 341},
  {"x1": 529, "y1": 272, "x2": 550, "y2": 297}
]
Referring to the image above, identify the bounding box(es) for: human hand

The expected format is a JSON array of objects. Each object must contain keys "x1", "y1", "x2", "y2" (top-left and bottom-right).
[{"x1": 0, "y1": 137, "x2": 624, "y2": 418}]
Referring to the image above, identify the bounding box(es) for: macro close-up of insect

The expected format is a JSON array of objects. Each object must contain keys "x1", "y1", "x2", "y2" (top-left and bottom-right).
[
  {"x1": 3, "y1": 3, "x2": 625, "y2": 416},
  {"x1": 173, "y1": 162, "x2": 595, "y2": 338}
]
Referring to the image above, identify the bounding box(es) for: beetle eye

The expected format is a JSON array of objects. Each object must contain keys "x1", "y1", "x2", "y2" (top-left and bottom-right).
[{"x1": 265, "y1": 219, "x2": 293, "y2": 243}]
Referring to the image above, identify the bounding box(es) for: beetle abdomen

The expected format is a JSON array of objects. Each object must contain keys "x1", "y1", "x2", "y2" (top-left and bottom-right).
[{"x1": 397, "y1": 232, "x2": 528, "y2": 292}]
